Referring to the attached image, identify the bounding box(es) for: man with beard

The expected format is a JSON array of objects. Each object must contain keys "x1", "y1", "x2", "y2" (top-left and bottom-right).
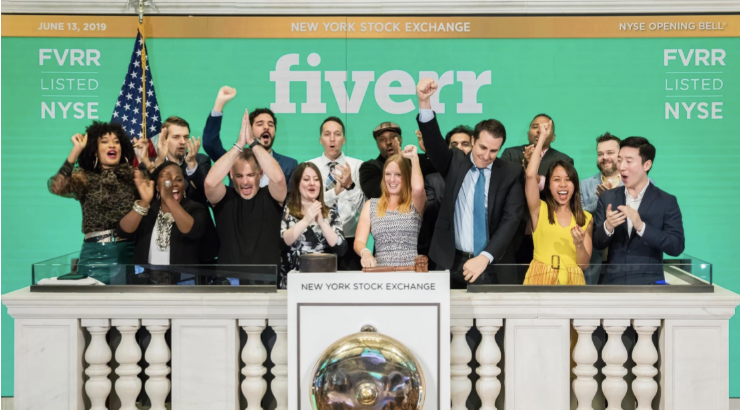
[
  {"x1": 579, "y1": 133, "x2": 622, "y2": 283},
  {"x1": 139, "y1": 116, "x2": 211, "y2": 205},
  {"x1": 359, "y1": 121, "x2": 436, "y2": 199},
  {"x1": 204, "y1": 108, "x2": 287, "y2": 268},
  {"x1": 202, "y1": 86, "x2": 297, "y2": 189}
]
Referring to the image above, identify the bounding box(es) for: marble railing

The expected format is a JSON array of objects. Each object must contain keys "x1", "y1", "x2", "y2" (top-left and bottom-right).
[{"x1": 3, "y1": 277, "x2": 738, "y2": 410}]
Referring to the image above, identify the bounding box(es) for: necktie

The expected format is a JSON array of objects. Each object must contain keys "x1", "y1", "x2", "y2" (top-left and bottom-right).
[
  {"x1": 473, "y1": 167, "x2": 488, "y2": 256},
  {"x1": 325, "y1": 162, "x2": 338, "y2": 191}
]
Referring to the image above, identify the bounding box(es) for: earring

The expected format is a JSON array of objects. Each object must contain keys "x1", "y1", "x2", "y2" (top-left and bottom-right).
[
  {"x1": 93, "y1": 155, "x2": 98, "y2": 169},
  {"x1": 156, "y1": 192, "x2": 160, "y2": 200},
  {"x1": 125, "y1": 156, "x2": 129, "y2": 164}
]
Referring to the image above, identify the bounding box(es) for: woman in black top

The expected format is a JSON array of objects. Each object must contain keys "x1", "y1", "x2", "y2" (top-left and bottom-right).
[
  {"x1": 279, "y1": 162, "x2": 346, "y2": 288},
  {"x1": 48, "y1": 122, "x2": 137, "y2": 284},
  {"x1": 117, "y1": 162, "x2": 217, "y2": 283}
]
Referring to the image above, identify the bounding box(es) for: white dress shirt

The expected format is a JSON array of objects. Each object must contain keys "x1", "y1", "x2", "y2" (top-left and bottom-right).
[
  {"x1": 310, "y1": 152, "x2": 365, "y2": 237},
  {"x1": 605, "y1": 180, "x2": 650, "y2": 237}
]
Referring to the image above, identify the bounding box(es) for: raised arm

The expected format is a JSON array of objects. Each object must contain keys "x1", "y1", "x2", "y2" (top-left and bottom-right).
[
  {"x1": 49, "y1": 133, "x2": 88, "y2": 197},
  {"x1": 402, "y1": 145, "x2": 426, "y2": 215},
  {"x1": 202, "y1": 86, "x2": 237, "y2": 162},
  {"x1": 353, "y1": 201, "x2": 377, "y2": 268},
  {"x1": 415, "y1": 78, "x2": 453, "y2": 177},
  {"x1": 204, "y1": 110, "x2": 248, "y2": 205},
  {"x1": 118, "y1": 170, "x2": 154, "y2": 235},
  {"x1": 525, "y1": 119, "x2": 551, "y2": 231}
]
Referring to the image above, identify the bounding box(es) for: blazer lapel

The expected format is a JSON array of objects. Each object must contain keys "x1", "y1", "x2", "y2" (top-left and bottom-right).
[
  {"x1": 486, "y1": 160, "x2": 502, "y2": 220},
  {"x1": 451, "y1": 154, "x2": 474, "y2": 198}
]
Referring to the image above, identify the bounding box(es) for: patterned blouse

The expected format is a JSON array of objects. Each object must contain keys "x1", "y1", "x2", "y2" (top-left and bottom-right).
[
  {"x1": 369, "y1": 198, "x2": 421, "y2": 267},
  {"x1": 49, "y1": 161, "x2": 137, "y2": 234},
  {"x1": 279, "y1": 204, "x2": 346, "y2": 289}
]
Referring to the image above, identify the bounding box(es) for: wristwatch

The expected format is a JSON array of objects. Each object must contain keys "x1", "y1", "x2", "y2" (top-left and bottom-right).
[
  {"x1": 249, "y1": 140, "x2": 262, "y2": 150},
  {"x1": 346, "y1": 182, "x2": 356, "y2": 191}
]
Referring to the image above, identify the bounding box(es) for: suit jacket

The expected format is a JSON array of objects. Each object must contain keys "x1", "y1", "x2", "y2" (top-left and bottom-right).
[
  {"x1": 418, "y1": 113, "x2": 526, "y2": 270},
  {"x1": 592, "y1": 183, "x2": 685, "y2": 285},
  {"x1": 359, "y1": 154, "x2": 437, "y2": 199},
  {"x1": 182, "y1": 153, "x2": 211, "y2": 206},
  {"x1": 202, "y1": 113, "x2": 298, "y2": 189},
  {"x1": 116, "y1": 198, "x2": 219, "y2": 264},
  {"x1": 500, "y1": 144, "x2": 574, "y2": 175},
  {"x1": 418, "y1": 172, "x2": 445, "y2": 263}
]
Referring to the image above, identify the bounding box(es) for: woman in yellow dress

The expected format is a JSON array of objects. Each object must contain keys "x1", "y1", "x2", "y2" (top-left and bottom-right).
[{"x1": 523, "y1": 119, "x2": 593, "y2": 285}]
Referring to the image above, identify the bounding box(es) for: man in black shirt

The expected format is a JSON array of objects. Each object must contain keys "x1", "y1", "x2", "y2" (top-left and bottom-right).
[
  {"x1": 359, "y1": 121, "x2": 436, "y2": 199},
  {"x1": 204, "y1": 108, "x2": 287, "y2": 270}
]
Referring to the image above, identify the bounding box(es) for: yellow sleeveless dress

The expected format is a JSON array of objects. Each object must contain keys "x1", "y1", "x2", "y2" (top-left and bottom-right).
[{"x1": 523, "y1": 200, "x2": 592, "y2": 285}]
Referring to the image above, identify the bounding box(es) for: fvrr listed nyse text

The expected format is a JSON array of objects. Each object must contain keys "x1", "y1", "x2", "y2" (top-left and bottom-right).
[{"x1": 39, "y1": 48, "x2": 101, "y2": 119}]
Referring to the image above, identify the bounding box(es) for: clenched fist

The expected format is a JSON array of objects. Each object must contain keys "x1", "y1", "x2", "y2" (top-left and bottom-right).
[{"x1": 416, "y1": 78, "x2": 437, "y2": 109}]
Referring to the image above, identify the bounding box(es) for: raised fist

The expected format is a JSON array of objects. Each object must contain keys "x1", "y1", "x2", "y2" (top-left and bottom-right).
[
  {"x1": 216, "y1": 86, "x2": 237, "y2": 104},
  {"x1": 416, "y1": 78, "x2": 438, "y2": 101}
]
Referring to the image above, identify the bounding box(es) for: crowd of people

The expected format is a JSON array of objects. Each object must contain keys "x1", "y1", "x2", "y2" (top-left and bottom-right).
[{"x1": 49, "y1": 80, "x2": 686, "y2": 288}]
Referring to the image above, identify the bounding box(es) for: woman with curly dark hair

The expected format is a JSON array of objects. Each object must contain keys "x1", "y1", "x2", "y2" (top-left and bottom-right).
[{"x1": 48, "y1": 121, "x2": 138, "y2": 284}]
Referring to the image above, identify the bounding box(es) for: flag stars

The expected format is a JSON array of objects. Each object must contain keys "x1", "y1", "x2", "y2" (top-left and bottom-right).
[
  {"x1": 150, "y1": 125, "x2": 157, "y2": 132},
  {"x1": 145, "y1": 100, "x2": 151, "y2": 107},
  {"x1": 154, "y1": 105, "x2": 159, "y2": 112},
  {"x1": 135, "y1": 96, "x2": 142, "y2": 104},
  {"x1": 122, "y1": 114, "x2": 129, "y2": 122},
  {"x1": 131, "y1": 118, "x2": 138, "y2": 125},
  {"x1": 147, "y1": 89, "x2": 154, "y2": 97},
  {"x1": 113, "y1": 111, "x2": 120, "y2": 118},
  {"x1": 131, "y1": 71, "x2": 138, "y2": 79},
  {"x1": 124, "y1": 104, "x2": 131, "y2": 111},
  {"x1": 126, "y1": 93, "x2": 133, "y2": 100},
  {"x1": 136, "y1": 49, "x2": 142, "y2": 57},
  {"x1": 133, "y1": 107, "x2": 140, "y2": 115},
  {"x1": 128, "y1": 82, "x2": 135, "y2": 89},
  {"x1": 133, "y1": 61, "x2": 140, "y2": 68},
  {"x1": 115, "y1": 101, "x2": 121, "y2": 107}
]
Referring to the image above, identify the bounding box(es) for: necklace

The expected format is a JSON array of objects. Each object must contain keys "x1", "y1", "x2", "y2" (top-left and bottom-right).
[{"x1": 156, "y1": 210, "x2": 175, "y2": 251}]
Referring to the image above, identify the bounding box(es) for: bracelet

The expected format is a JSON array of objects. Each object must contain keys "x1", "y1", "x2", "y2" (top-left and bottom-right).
[
  {"x1": 233, "y1": 143, "x2": 244, "y2": 153},
  {"x1": 360, "y1": 248, "x2": 371, "y2": 257},
  {"x1": 133, "y1": 200, "x2": 150, "y2": 216}
]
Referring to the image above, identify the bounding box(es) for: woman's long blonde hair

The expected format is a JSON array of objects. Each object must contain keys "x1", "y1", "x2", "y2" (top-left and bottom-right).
[{"x1": 377, "y1": 154, "x2": 412, "y2": 217}]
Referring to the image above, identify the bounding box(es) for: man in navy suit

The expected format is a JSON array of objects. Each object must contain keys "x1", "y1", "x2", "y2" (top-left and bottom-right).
[
  {"x1": 416, "y1": 78, "x2": 525, "y2": 287},
  {"x1": 202, "y1": 86, "x2": 297, "y2": 189},
  {"x1": 593, "y1": 137, "x2": 685, "y2": 285}
]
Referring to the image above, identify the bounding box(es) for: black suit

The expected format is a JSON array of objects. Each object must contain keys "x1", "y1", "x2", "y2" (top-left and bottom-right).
[
  {"x1": 181, "y1": 153, "x2": 212, "y2": 206},
  {"x1": 593, "y1": 183, "x2": 685, "y2": 285},
  {"x1": 359, "y1": 154, "x2": 437, "y2": 199},
  {"x1": 500, "y1": 144, "x2": 574, "y2": 175},
  {"x1": 418, "y1": 113, "x2": 526, "y2": 286},
  {"x1": 418, "y1": 172, "x2": 446, "y2": 269},
  {"x1": 117, "y1": 198, "x2": 219, "y2": 265}
]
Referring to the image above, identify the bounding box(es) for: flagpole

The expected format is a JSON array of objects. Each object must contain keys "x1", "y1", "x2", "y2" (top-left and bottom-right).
[{"x1": 139, "y1": 0, "x2": 147, "y2": 139}]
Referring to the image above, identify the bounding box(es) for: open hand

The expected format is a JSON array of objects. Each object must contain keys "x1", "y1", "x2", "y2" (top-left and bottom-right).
[
  {"x1": 133, "y1": 136, "x2": 150, "y2": 163},
  {"x1": 186, "y1": 136, "x2": 201, "y2": 167},
  {"x1": 238, "y1": 108, "x2": 254, "y2": 147},
  {"x1": 617, "y1": 205, "x2": 644, "y2": 232},
  {"x1": 596, "y1": 180, "x2": 613, "y2": 197},
  {"x1": 134, "y1": 170, "x2": 154, "y2": 205},
  {"x1": 334, "y1": 163, "x2": 352, "y2": 188},
  {"x1": 605, "y1": 203, "x2": 627, "y2": 232},
  {"x1": 155, "y1": 127, "x2": 168, "y2": 162},
  {"x1": 303, "y1": 201, "x2": 322, "y2": 224}
]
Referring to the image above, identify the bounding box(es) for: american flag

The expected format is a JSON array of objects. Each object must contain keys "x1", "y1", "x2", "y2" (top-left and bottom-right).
[{"x1": 111, "y1": 28, "x2": 161, "y2": 158}]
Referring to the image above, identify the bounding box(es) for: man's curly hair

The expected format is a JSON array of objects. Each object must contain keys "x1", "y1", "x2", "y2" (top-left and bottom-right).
[{"x1": 77, "y1": 121, "x2": 135, "y2": 172}]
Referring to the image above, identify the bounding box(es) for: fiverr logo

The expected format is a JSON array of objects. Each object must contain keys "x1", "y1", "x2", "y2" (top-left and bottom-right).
[{"x1": 270, "y1": 53, "x2": 491, "y2": 115}]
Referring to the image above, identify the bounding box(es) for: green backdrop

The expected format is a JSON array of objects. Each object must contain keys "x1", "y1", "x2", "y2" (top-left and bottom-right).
[{"x1": 2, "y1": 35, "x2": 738, "y2": 395}]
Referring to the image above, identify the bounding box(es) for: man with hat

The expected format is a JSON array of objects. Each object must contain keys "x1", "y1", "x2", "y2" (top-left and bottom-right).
[{"x1": 359, "y1": 121, "x2": 437, "y2": 199}]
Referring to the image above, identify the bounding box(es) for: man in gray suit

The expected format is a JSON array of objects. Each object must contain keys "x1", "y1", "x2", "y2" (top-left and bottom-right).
[{"x1": 580, "y1": 132, "x2": 622, "y2": 284}]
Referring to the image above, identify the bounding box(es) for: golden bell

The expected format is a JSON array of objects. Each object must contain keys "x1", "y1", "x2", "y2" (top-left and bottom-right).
[{"x1": 310, "y1": 326, "x2": 425, "y2": 410}]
